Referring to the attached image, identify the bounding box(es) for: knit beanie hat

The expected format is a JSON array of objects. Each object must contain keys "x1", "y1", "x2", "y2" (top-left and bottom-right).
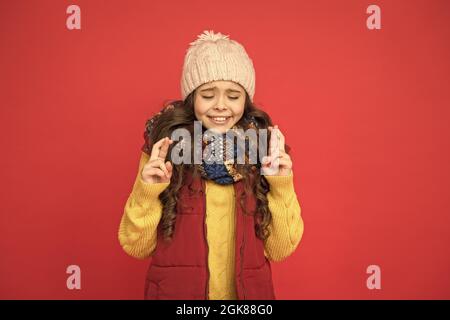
[{"x1": 180, "y1": 30, "x2": 256, "y2": 102}]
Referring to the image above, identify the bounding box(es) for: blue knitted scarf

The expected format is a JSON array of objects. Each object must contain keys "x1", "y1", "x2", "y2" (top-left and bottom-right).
[{"x1": 143, "y1": 105, "x2": 260, "y2": 185}]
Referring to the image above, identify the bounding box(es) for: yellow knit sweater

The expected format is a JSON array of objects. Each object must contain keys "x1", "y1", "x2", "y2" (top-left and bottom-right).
[{"x1": 118, "y1": 151, "x2": 304, "y2": 300}]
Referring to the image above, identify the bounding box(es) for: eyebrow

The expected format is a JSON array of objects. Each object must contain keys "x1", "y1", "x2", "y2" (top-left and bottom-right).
[{"x1": 200, "y1": 87, "x2": 242, "y2": 94}]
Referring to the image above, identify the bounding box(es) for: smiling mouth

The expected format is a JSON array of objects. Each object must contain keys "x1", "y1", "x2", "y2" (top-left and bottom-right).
[{"x1": 207, "y1": 116, "x2": 231, "y2": 125}]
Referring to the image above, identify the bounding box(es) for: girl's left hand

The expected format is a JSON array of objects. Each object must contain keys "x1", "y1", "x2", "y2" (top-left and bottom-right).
[{"x1": 261, "y1": 125, "x2": 292, "y2": 176}]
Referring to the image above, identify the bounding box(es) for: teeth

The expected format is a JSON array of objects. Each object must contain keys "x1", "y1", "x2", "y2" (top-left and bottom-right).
[{"x1": 210, "y1": 117, "x2": 228, "y2": 122}]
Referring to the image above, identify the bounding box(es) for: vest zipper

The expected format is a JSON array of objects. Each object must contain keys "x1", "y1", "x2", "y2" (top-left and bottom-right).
[
  {"x1": 202, "y1": 179, "x2": 210, "y2": 300},
  {"x1": 240, "y1": 213, "x2": 246, "y2": 300}
]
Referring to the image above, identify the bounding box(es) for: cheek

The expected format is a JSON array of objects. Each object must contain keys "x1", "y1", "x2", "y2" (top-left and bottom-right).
[
  {"x1": 231, "y1": 103, "x2": 245, "y2": 119},
  {"x1": 194, "y1": 101, "x2": 209, "y2": 118}
]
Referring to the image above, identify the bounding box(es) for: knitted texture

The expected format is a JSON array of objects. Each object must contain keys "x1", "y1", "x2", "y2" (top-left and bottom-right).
[{"x1": 180, "y1": 30, "x2": 256, "y2": 102}]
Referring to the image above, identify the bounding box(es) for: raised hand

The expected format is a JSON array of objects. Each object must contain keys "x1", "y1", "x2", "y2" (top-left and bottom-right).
[
  {"x1": 141, "y1": 137, "x2": 174, "y2": 184},
  {"x1": 261, "y1": 125, "x2": 292, "y2": 176}
]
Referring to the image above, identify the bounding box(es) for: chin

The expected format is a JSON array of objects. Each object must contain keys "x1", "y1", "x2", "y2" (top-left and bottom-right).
[
  {"x1": 207, "y1": 126, "x2": 229, "y2": 134},
  {"x1": 203, "y1": 118, "x2": 236, "y2": 133}
]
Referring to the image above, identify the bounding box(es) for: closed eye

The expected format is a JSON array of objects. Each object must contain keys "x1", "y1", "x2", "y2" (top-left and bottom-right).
[{"x1": 201, "y1": 96, "x2": 239, "y2": 100}]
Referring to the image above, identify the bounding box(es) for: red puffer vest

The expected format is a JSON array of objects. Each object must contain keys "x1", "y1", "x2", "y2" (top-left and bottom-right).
[{"x1": 144, "y1": 173, "x2": 276, "y2": 300}]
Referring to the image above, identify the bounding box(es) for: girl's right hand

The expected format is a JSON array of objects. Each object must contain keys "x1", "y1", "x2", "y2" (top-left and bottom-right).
[{"x1": 141, "y1": 137, "x2": 174, "y2": 184}]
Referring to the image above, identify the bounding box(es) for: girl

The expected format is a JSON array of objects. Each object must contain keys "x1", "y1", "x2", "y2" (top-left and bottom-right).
[{"x1": 118, "y1": 30, "x2": 304, "y2": 300}]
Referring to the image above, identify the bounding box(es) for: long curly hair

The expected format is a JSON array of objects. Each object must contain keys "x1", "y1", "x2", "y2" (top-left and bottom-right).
[{"x1": 142, "y1": 89, "x2": 291, "y2": 244}]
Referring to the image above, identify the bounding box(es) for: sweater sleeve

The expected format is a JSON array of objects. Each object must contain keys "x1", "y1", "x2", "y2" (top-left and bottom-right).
[
  {"x1": 118, "y1": 151, "x2": 170, "y2": 259},
  {"x1": 263, "y1": 172, "x2": 304, "y2": 262}
]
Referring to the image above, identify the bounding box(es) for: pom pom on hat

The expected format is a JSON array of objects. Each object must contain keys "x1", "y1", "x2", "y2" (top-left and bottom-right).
[{"x1": 189, "y1": 30, "x2": 230, "y2": 46}]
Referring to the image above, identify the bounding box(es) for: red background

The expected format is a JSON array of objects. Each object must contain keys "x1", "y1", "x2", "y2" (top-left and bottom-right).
[{"x1": 1, "y1": 0, "x2": 449, "y2": 299}]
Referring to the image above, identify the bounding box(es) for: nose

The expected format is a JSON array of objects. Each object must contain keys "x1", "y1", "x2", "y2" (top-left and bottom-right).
[
  {"x1": 214, "y1": 104, "x2": 227, "y2": 111},
  {"x1": 215, "y1": 95, "x2": 228, "y2": 110}
]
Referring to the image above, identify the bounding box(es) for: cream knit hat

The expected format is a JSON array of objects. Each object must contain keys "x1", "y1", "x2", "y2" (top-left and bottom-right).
[{"x1": 180, "y1": 30, "x2": 256, "y2": 102}]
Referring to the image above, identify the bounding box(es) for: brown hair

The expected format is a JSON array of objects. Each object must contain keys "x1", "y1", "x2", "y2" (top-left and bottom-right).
[{"x1": 142, "y1": 90, "x2": 291, "y2": 243}]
